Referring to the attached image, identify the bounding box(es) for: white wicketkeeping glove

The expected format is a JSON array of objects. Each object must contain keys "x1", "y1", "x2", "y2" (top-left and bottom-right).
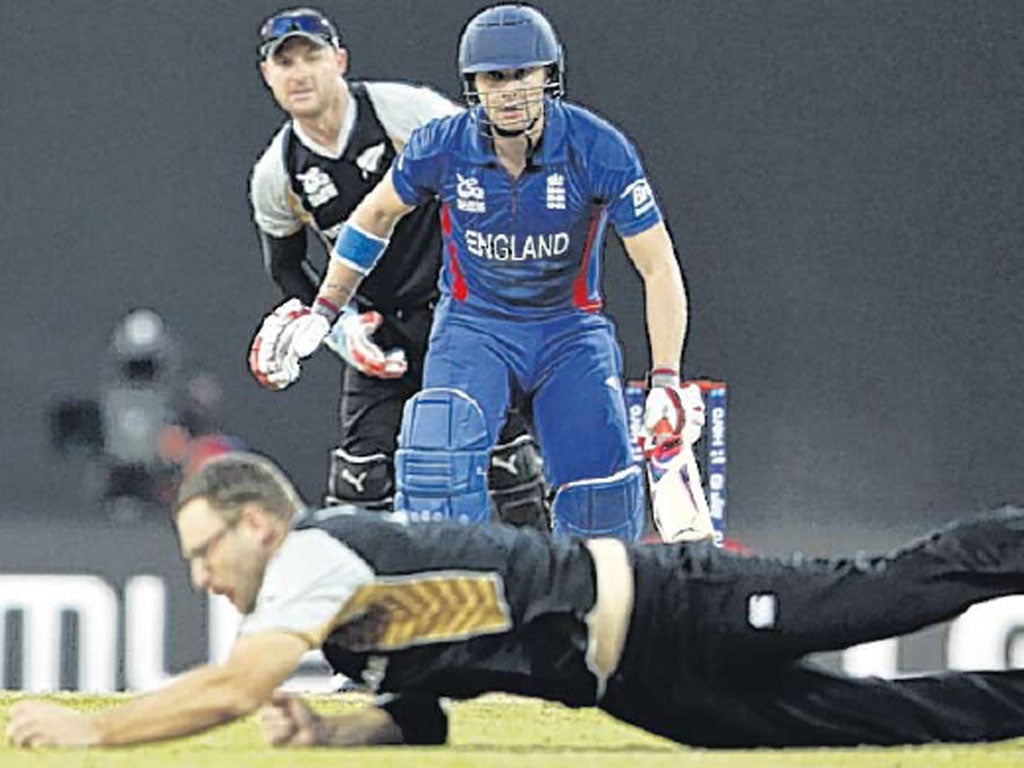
[
  {"x1": 323, "y1": 308, "x2": 408, "y2": 380},
  {"x1": 248, "y1": 299, "x2": 331, "y2": 391},
  {"x1": 642, "y1": 376, "x2": 705, "y2": 457}
]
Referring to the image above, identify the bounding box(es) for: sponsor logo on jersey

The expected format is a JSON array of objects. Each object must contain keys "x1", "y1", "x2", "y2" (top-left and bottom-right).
[
  {"x1": 465, "y1": 230, "x2": 570, "y2": 261},
  {"x1": 456, "y1": 173, "x2": 486, "y2": 213},
  {"x1": 546, "y1": 173, "x2": 566, "y2": 210},
  {"x1": 621, "y1": 178, "x2": 655, "y2": 218},
  {"x1": 296, "y1": 166, "x2": 339, "y2": 207},
  {"x1": 355, "y1": 142, "x2": 387, "y2": 180}
]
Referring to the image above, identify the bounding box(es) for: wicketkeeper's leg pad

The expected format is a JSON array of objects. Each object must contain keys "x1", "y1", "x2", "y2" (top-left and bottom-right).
[
  {"x1": 326, "y1": 448, "x2": 393, "y2": 511},
  {"x1": 551, "y1": 465, "x2": 644, "y2": 540},
  {"x1": 394, "y1": 388, "x2": 491, "y2": 524}
]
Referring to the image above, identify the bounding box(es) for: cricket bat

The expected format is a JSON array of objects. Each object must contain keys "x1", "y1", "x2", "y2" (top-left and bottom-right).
[{"x1": 647, "y1": 439, "x2": 715, "y2": 543}]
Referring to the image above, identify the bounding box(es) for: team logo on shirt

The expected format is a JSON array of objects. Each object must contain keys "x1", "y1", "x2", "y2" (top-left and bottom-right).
[
  {"x1": 296, "y1": 166, "x2": 339, "y2": 207},
  {"x1": 355, "y1": 142, "x2": 387, "y2": 180},
  {"x1": 546, "y1": 173, "x2": 566, "y2": 210},
  {"x1": 621, "y1": 178, "x2": 655, "y2": 218},
  {"x1": 456, "y1": 173, "x2": 486, "y2": 213}
]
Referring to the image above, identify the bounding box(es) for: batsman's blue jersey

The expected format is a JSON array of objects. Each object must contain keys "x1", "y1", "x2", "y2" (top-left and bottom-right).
[{"x1": 391, "y1": 99, "x2": 663, "y2": 318}]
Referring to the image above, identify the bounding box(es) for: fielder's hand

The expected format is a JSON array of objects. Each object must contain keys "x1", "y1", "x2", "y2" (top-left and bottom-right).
[
  {"x1": 324, "y1": 309, "x2": 408, "y2": 379},
  {"x1": 642, "y1": 374, "x2": 705, "y2": 457},
  {"x1": 261, "y1": 690, "x2": 321, "y2": 747},
  {"x1": 7, "y1": 700, "x2": 100, "y2": 748}
]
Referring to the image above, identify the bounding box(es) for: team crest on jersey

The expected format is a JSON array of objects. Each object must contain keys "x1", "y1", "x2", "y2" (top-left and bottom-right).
[
  {"x1": 621, "y1": 178, "x2": 655, "y2": 218},
  {"x1": 296, "y1": 166, "x2": 339, "y2": 207},
  {"x1": 355, "y1": 142, "x2": 387, "y2": 180},
  {"x1": 456, "y1": 173, "x2": 486, "y2": 213},
  {"x1": 545, "y1": 173, "x2": 566, "y2": 210}
]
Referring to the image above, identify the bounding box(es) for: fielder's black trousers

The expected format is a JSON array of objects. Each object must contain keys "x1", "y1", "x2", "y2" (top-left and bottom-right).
[{"x1": 600, "y1": 506, "x2": 1024, "y2": 747}]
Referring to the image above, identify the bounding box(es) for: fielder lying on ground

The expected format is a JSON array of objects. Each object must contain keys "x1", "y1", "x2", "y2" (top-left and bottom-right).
[{"x1": 8, "y1": 450, "x2": 1024, "y2": 749}]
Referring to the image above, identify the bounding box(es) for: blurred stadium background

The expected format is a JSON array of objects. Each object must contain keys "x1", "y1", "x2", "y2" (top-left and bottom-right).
[{"x1": 1, "y1": 0, "x2": 1023, "y2": 694}]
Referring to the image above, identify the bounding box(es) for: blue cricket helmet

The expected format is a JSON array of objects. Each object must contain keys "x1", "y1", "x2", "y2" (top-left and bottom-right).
[{"x1": 458, "y1": 4, "x2": 565, "y2": 102}]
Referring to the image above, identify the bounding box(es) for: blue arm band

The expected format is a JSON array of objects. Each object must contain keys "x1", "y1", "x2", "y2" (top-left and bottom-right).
[{"x1": 332, "y1": 222, "x2": 389, "y2": 275}]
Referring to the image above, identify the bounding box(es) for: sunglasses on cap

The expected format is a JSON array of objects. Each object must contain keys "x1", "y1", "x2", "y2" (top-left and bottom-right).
[{"x1": 258, "y1": 8, "x2": 340, "y2": 59}]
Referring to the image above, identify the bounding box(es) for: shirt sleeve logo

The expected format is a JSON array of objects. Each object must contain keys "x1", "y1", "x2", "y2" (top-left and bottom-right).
[
  {"x1": 620, "y1": 178, "x2": 655, "y2": 218},
  {"x1": 456, "y1": 173, "x2": 486, "y2": 213}
]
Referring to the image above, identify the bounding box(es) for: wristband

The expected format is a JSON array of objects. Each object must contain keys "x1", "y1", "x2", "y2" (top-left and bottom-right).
[
  {"x1": 332, "y1": 221, "x2": 389, "y2": 274},
  {"x1": 649, "y1": 367, "x2": 680, "y2": 388},
  {"x1": 313, "y1": 297, "x2": 342, "y2": 325}
]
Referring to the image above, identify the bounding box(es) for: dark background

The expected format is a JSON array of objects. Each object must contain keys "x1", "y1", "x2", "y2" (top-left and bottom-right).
[{"x1": 2, "y1": 0, "x2": 1022, "y2": 553}]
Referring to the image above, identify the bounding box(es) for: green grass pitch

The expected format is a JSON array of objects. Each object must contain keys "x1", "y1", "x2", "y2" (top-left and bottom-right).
[{"x1": 1, "y1": 692, "x2": 1022, "y2": 767}]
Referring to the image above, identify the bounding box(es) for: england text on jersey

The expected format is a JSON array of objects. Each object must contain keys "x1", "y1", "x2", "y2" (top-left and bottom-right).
[{"x1": 465, "y1": 230, "x2": 571, "y2": 261}]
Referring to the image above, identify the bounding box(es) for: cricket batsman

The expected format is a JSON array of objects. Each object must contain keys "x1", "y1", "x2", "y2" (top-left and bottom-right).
[{"x1": 250, "y1": 3, "x2": 707, "y2": 540}]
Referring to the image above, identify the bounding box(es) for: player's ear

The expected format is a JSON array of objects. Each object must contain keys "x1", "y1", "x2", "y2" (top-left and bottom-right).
[
  {"x1": 336, "y1": 47, "x2": 349, "y2": 76},
  {"x1": 239, "y1": 503, "x2": 275, "y2": 543}
]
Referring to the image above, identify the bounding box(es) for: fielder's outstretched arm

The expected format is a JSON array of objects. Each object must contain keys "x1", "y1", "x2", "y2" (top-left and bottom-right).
[{"x1": 7, "y1": 631, "x2": 310, "y2": 748}]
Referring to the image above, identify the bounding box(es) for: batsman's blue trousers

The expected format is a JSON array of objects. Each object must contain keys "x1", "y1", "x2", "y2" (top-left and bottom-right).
[{"x1": 419, "y1": 300, "x2": 634, "y2": 489}]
